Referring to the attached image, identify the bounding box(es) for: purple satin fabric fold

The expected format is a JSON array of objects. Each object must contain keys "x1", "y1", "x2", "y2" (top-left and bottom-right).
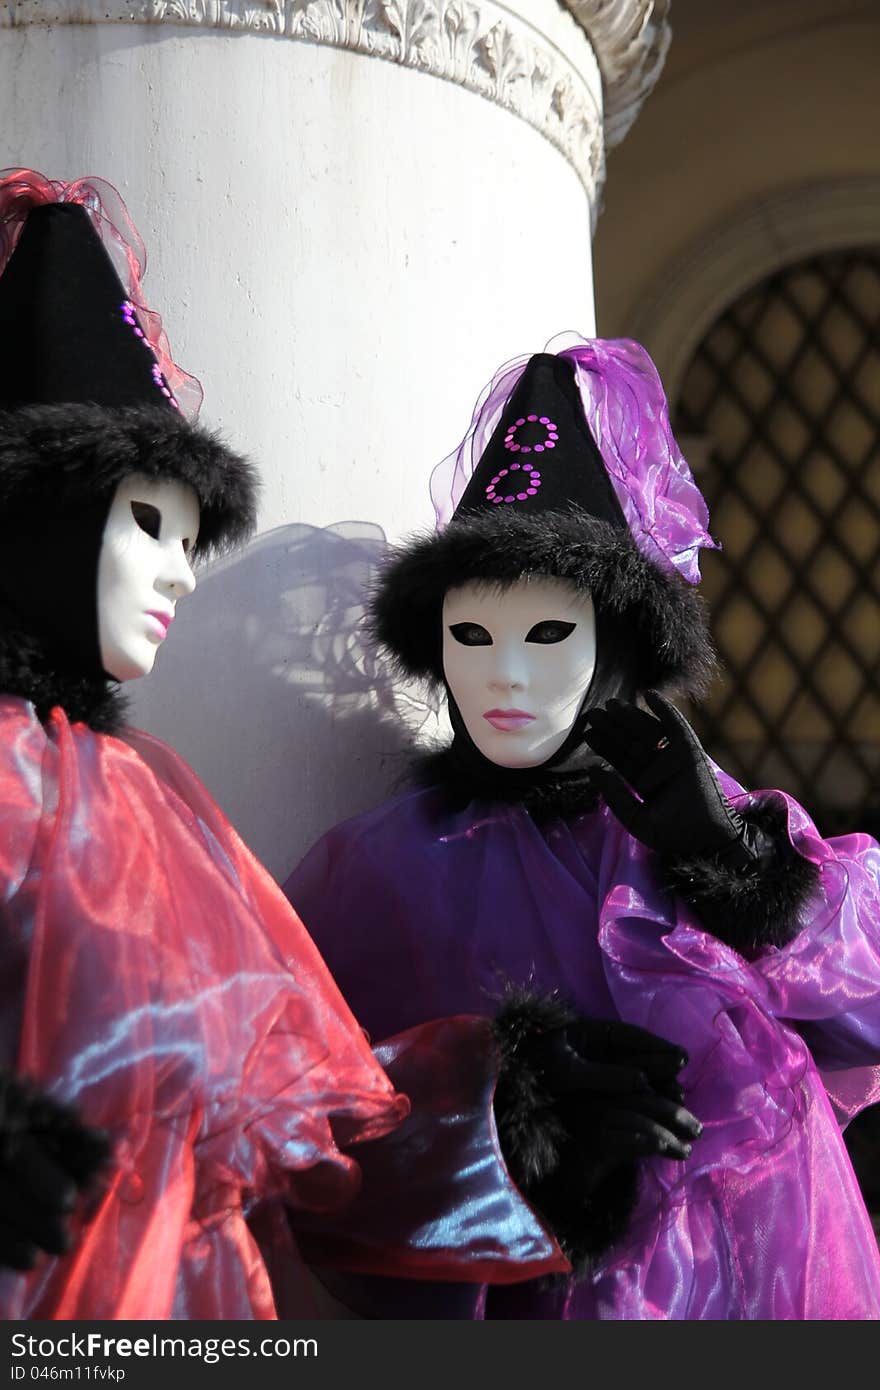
[{"x1": 284, "y1": 775, "x2": 880, "y2": 1320}]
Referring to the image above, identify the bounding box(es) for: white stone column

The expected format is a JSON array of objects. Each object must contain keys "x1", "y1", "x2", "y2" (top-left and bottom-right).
[{"x1": 0, "y1": 0, "x2": 669, "y2": 875}]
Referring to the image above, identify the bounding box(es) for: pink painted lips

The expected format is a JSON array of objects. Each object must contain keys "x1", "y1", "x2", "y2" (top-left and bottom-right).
[
  {"x1": 145, "y1": 610, "x2": 174, "y2": 640},
  {"x1": 483, "y1": 708, "x2": 536, "y2": 732}
]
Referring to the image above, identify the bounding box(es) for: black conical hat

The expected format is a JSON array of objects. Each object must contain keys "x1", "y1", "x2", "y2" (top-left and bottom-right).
[
  {"x1": 455, "y1": 352, "x2": 627, "y2": 528},
  {"x1": 0, "y1": 193, "x2": 257, "y2": 689},
  {"x1": 0, "y1": 201, "x2": 177, "y2": 410}
]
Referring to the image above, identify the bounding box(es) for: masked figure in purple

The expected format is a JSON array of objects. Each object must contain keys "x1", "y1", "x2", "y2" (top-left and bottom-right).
[{"x1": 284, "y1": 335, "x2": 880, "y2": 1319}]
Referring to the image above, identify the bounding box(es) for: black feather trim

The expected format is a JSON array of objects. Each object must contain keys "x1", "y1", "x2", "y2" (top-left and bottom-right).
[
  {"x1": 527, "y1": 1162, "x2": 639, "y2": 1277},
  {"x1": 0, "y1": 622, "x2": 126, "y2": 733},
  {"x1": 491, "y1": 987, "x2": 639, "y2": 1274},
  {"x1": 0, "y1": 402, "x2": 259, "y2": 556},
  {"x1": 369, "y1": 507, "x2": 716, "y2": 698},
  {"x1": 662, "y1": 796, "x2": 821, "y2": 953},
  {"x1": 0, "y1": 1069, "x2": 111, "y2": 1189},
  {"x1": 492, "y1": 990, "x2": 575, "y2": 1187},
  {"x1": 412, "y1": 743, "x2": 600, "y2": 820}
]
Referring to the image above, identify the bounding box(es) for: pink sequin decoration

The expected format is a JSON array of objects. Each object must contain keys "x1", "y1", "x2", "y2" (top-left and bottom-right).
[
  {"x1": 504, "y1": 415, "x2": 558, "y2": 455},
  {"x1": 120, "y1": 300, "x2": 181, "y2": 408},
  {"x1": 488, "y1": 411, "x2": 558, "y2": 505},
  {"x1": 150, "y1": 359, "x2": 180, "y2": 411},
  {"x1": 485, "y1": 455, "x2": 544, "y2": 505}
]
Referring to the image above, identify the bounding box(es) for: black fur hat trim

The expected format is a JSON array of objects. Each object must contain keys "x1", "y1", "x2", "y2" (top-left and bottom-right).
[
  {"x1": 370, "y1": 507, "x2": 715, "y2": 698},
  {"x1": 0, "y1": 401, "x2": 258, "y2": 556}
]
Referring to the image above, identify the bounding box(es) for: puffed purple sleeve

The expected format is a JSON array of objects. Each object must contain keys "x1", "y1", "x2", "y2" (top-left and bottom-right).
[{"x1": 720, "y1": 775, "x2": 880, "y2": 1118}]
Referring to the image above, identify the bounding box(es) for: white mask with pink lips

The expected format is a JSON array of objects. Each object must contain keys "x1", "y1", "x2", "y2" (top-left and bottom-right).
[
  {"x1": 442, "y1": 577, "x2": 597, "y2": 769},
  {"x1": 97, "y1": 472, "x2": 200, "y2": 682}
]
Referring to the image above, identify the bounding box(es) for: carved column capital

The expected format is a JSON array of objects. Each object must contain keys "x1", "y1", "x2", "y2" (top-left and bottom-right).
[
  {"x1": 561, "y1": 1, "x2": 671, "y2": 147},
  {"x1": 5, "y1": 1, "x2": 663, "y2": 213}
]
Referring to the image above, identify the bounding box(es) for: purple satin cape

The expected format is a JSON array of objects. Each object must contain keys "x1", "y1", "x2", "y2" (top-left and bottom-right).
[{"x1": 284, "y1": 774, "x2": 880, "y2": 1320}]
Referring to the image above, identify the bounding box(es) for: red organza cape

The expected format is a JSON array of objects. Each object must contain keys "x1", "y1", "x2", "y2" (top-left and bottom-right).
[{"x1": 0, "y1": 699, "x2": 408, "y2": 1318}]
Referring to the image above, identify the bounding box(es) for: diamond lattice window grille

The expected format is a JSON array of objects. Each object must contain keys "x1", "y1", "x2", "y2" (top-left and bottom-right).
[{"x1": 674, "y1": 249, "x2": 880, "y2": 837}]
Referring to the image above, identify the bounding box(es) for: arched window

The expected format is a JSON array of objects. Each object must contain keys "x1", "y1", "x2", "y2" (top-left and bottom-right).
[{"x1": 675, "y1": 249, "x2": 880, "y2": 838}]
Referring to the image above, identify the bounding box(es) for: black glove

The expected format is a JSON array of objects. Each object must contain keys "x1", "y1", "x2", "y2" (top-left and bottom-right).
[
  {"x1": 492, "y1": 991, "x2": 701, "y2": 1272},
  {"x1": 584, "y1": 691, "x2": 763, "y2": 866},
  {"x1": 585, "y1": 691, "x2": 819, "y2": 952},
  {"x1": 526, "y1": 1016, "x2": 696, "y2": 1153},
  {"x1": 0, "y1": 1071, "x2": 112, "y2": 1271}
]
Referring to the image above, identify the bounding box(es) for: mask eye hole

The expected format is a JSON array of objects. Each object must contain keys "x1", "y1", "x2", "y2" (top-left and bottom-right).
[
  {"x1": 449, "y1": 622, "x2": 493, "y2": 647},
  {"x1": 131, "y1": 501, "x2": 161, "y2": 540},
  {"x1": 525, "y1": 620, "x2": 576, "y2": 645}
]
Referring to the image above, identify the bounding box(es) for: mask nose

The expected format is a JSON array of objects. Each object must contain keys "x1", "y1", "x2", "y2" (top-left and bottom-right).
[
  {"x1": 488, "y1": 637, "x2": 528, "y2": 693},
  {"x1": 159, "y1": 545, "x2": 197, "y2": 600}
]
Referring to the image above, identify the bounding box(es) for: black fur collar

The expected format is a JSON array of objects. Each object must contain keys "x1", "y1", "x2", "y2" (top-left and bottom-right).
[
  {"x1": 413, "y1": 742, "x2": 600, "y2": 821},
  {"x1": 0, "y1": 621, "x2": 127, "y2": 734}
]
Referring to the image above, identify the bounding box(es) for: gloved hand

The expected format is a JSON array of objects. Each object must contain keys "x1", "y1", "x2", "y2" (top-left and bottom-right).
[
  {"x1": 585, "y1": 690, "x2": 765, "y2": 868},
  {"x1": 0, "y1": 1070, "x2": 112, "y2": 1271},
  {"x1": 492, "y1": 991, "x2": 701, "y2": 1269},
  {"x1": 528, "y1": 1017, "x2": 700, "y2": 1176}
]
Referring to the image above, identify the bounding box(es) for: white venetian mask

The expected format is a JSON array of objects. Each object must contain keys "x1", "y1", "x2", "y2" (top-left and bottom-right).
[
  {"x1": 97, "y1": 473, "x2": 200, "y2": 682},
  {"x1": 442, "y1": 577, "x2": 597, "y2": 768}
]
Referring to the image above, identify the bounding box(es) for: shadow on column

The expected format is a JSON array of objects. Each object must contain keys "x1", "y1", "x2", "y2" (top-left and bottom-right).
[{"x1": 129, "y1": 520, "x2": 443, "y2": 882}]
